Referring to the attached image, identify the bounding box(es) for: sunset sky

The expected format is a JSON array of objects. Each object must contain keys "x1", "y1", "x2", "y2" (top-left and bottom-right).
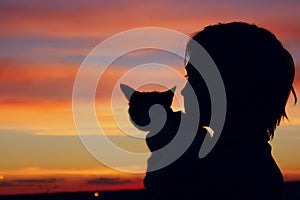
[{"x1": 0, "y1": 0, "x2": 300, "y2": 195}]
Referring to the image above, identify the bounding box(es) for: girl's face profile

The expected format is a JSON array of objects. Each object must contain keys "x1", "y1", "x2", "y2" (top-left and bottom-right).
[{"x1": 181, "y1": 70, "x2": 195, "y2": 115}]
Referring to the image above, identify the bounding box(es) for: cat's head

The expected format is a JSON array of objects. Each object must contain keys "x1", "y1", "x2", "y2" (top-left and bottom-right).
[{"x1": 120, "y1": 84, "x2": 176, "y2": 130}]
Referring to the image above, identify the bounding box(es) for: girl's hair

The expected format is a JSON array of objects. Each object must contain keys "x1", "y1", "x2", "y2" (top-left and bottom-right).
[{"x1": 186, "y1": 22, "x2": 297, "y2": 139}]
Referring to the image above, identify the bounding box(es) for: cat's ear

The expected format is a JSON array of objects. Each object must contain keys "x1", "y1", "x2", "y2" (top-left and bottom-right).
[
  {"x1": 120, "y1": 84, "x2": 136, "y2": 101},
  {"x1": 166, "y1": 86, "x2": 176, "y2": 95},
  {"x1": 164, "y1": 86, "x2": 176, "y2": 107},
  {"x1": 170, "y1": 86, "x2": 176, "y2": 93}
]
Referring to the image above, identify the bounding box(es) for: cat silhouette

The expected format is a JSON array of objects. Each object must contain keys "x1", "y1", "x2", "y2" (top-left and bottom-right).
[
  {"x1": 120, "y1": 83, "x2": 186, "y2": 198},
  {"x1": 120, "y1": 84, "x2": 210, "y2": 199}
]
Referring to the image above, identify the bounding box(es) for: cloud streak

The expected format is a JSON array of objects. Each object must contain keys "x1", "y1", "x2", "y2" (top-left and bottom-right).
[
  {"x1": 87, "y1": 177, "x2": 133, "y2": 185},
  {"x1": 1, "y1": 0, "x2": 299, "y2": 39},
  {"x1": 12, "y1": 178, "x2": 61, "y2": 184},
  {"x1": 0, "y1": 178, "x2": 63, "y2": 189}
]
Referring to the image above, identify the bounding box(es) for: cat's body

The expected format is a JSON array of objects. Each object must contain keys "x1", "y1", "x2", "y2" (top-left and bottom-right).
[
  {"x1": 120, "y1": 84, "x2": 183, "y2": 191},
  {"x1": 120, "y1": 84, "x2": 212, "y2": 199}
]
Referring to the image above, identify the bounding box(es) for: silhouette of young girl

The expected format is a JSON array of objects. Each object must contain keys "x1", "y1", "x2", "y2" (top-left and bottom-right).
[
  {"x1": 146, "y1": 22, "x2": 297, "y2": 200},
  {"x1": 185, "y1": 22, "x2": 297, "y2": 200}
]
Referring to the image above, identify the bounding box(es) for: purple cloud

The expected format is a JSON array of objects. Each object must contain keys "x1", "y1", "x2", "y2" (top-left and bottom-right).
[{"x1": 87, "y1": 177, "x2": 132, "y2": 185}]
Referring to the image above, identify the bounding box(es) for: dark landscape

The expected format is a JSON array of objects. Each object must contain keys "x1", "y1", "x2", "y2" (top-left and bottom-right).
[{"x1": 0, "y1": 181, "x2": 299, "y2": 200}]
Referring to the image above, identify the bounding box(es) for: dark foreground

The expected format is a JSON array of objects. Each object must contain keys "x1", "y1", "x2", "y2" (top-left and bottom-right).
[{"x1": 1, "y1": 181, "x2": 300, "y2": 200}]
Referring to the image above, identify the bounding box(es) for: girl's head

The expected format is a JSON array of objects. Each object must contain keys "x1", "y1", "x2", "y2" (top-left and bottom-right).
[{"x1": 185, "y1": 22, "x2": 297, "y2": 139}]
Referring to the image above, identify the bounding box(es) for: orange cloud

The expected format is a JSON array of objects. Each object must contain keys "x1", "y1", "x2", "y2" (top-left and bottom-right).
[{"x1": 0, "y1": 167, "x2": 144, "y2": 195}]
